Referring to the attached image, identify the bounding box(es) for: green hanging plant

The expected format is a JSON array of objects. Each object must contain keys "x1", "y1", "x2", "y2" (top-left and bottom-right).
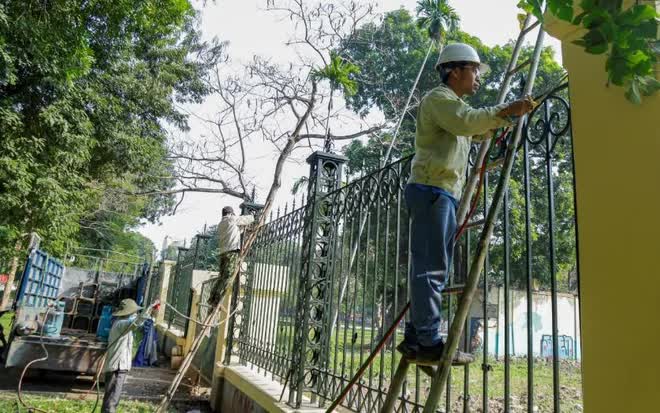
[
  {"x1": 518, "y1": 0, "x2": 660, "y2": 104},
  {"x1": 312, "y1": 52, "x2": 361, "y2": 96}
]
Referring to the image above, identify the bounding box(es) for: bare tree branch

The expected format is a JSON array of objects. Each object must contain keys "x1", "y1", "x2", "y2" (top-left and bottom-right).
[
  {"x1": 299, "y1": 124, "x2": 384, "y2": 141},
  {"x1": 133, "y1": 187, "x2": 248, "y2": 199},
  {"x1": 135, "y1": 0, "x2": 381, "y2": 220}
]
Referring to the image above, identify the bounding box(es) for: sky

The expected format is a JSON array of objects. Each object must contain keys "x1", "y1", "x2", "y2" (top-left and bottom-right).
[{"x1": 138, "y1": 0, "x2": 563, "y2": 252}]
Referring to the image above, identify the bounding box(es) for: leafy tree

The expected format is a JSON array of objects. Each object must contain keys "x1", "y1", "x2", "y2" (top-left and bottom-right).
[
  {"x1": 0, "y1": 0, "x2": 217, "y2": 261},
  {"x1": 416, "y1": 0, "x2": 460, "y2": 44},
  {"x1": 342, "y1": 9, "x2": 563, "y2": 121},
  {"x1": 313, "y1": 51, "x2": 362, "y2": 144}
]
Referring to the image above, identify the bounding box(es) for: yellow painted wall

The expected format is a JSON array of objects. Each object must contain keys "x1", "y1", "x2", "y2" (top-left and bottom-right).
[{"x1": 560, "y1": 41, "x2": 660, "y2": 411}]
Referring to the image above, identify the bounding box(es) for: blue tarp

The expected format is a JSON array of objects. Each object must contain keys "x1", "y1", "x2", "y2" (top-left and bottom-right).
[{"x1": 133, "y1": 318, "x2": 158, "y2": 367}]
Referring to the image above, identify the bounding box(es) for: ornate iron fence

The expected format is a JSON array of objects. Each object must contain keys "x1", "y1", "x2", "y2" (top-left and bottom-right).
[
  {"x1": 227, "y1": 203, "x2": 307, "y2": 383},
  {"x1": 145, "y1": 261, "x2": 161, "y2": 307},
  {"x1": 226, "y1": 89, "x2": 580, "y2": 412}
]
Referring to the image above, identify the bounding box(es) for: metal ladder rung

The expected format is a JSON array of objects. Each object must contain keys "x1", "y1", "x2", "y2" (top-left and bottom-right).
[{"x1": 407, "y1": 357, "x2": 474, "y2": 368}]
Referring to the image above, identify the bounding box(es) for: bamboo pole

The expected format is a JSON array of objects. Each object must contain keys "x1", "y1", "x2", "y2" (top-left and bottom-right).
[{"x1": 380, "y1": 358, "x2": 410, "y2": 413}]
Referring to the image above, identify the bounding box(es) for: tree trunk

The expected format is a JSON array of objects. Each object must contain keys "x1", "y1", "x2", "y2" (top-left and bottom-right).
[{"x1": 1, "y1": 239, "x2": 23, "y2": 310}]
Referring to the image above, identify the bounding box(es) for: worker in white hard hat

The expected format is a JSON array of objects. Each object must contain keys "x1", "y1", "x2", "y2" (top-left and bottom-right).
[{"x1": 398, "y1": 43, "x2": 534, "y2": 364}]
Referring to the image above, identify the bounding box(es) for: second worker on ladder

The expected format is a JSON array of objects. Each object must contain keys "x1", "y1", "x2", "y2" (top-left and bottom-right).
[
  {"x1": 399, "y1": 43, "x2": 534, "y2": 364},
  {"x1": 208, "y1": 206, "x2": 254, "y2": 307}
]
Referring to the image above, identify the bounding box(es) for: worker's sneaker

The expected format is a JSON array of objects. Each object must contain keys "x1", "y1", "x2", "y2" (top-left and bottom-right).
[
  {"x1": 415, "y1": 341, "x2": 475, "y2": 366},
  {"x1": 396, "y1": 340, "x2": 418, "y2": 359}
]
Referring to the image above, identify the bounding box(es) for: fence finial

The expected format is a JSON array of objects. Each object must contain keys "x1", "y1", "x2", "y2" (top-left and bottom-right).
[{"x1": 324, "y1": 128, "x2": 334, "y2": 153}]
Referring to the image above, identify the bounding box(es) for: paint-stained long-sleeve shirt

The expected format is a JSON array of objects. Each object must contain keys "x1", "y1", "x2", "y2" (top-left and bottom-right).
[
  {"x1": 409, "y1": 84, "x2": 512, "y2": 198},
  {"x1": 103, "y1": 315, "x2": 146, "y2": 373},
  {"x1": 218, "y1": 215, "x2": 254, "y2": 254}
]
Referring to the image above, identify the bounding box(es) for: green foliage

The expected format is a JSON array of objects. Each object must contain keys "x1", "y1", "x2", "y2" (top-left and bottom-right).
[
  {"x1": 0, "y1": 0, "x2": 215, "y2": 259},
  {"x1": 76, "y1": 183, "x2": 162, "y2": 260},
  {"x1": 313, "y1": 52, "x2": 361, "y2": 96},
  {"x1": 340, "y1": 9, "x2": 433, "y2": 120},
  {"x1": 518, "y1": 0, "x2": 545, "y2": 18},
  {"x1": 0, "y1": 310, "x2": 13, "y2": 334},
  {"x1": 518, "y1": 0, "x2": 659, "y2": 104},
  {"x1": 0, "y1": 395, "x2": 164, "y2": 412},
  {"x1": 340, "y1": 8, "x2": 564, "y2": 124},
  {"x1": 415, "y1": 0, "x2": 460, "y2": 42}
]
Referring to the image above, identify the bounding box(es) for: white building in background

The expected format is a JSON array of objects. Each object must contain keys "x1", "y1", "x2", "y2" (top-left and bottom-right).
[
  {"x1": 246, "y1": 262, "x2": 289, "y2": 347},
  {"x1": 468, "y1": 287, "x2": 581, "y2": 360}
]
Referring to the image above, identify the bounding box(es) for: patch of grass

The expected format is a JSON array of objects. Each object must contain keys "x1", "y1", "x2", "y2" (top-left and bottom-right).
[
  {"x1": 0, "y1": 311, "x2": 14, "y2": 334},
  {"x1": 0, "y1": 394, "x2": 165, "y2": 413},
  {"x1": 270, "y1": 325, "x2": 583, "y2": 412},
  {"x1": 0, "y1": 395, "x2": 179, "y2": 413}
]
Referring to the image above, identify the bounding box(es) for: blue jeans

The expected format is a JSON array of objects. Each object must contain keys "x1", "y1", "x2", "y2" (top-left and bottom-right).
[{"x1": 404, "y1": 184, "x2": 457, "y2": 346}]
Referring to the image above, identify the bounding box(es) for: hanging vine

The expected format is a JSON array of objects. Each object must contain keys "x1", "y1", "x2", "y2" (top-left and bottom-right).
[{"x1": 519, "y1": 0, "x2": 659, "y2": 104}]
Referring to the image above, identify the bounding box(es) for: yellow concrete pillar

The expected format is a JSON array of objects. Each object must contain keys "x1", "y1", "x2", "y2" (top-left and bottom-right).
[
  {"x1": 210, "y1": 288, "x2": 233, "y2": 412},
  {"x1": 545, "y1": 8, "x2": 660, "y2": 412},
  {"x1": 212, "y1": 288, "x2": 232, "y2": 368},
  {"x1": 184, "y1": 288, "x2": 200, "y2": 355},
  {"x1": 155, "y1": 260, "x2": 176, "y2": 326}
]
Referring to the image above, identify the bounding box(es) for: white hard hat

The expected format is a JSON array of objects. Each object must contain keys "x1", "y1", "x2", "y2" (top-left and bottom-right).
[{"x1": 435, "y1": 43, "x2": 490, "y2": 75}]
